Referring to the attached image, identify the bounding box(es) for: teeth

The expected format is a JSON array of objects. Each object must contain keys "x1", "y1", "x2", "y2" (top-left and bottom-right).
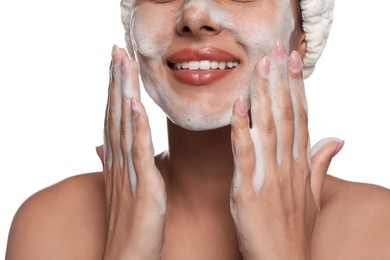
[
  {"x1": 210, "y1": 61, "x2": 219, "y2": 69},
  {"x1": 218, "y1": 61, "x2": 226, "y2": 70},
  {"x1": 199, "y1": 60, "x2": 211, "y2": 70},
  {"x1": 182, "y1": 62, "x2": 189, "y2": 69},
  {"x1": 188, "y1": 61, "x2": 199, "y2": 70},
  {"x1": 173, "y1": 60, "x2": 239, "y2": 70}
]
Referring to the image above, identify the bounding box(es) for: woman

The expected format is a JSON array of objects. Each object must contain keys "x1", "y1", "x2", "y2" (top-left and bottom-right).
[{"x1": 6, "y1": 0, "x2": 390, "y2": 259}]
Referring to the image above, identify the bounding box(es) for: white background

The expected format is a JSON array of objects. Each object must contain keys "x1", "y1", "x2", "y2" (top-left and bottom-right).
[{"x1": 1, "y1": 0, "x2": 390, "y2": 257}]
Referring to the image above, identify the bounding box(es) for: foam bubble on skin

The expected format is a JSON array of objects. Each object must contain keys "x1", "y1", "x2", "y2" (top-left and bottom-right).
[
  {"x1": 267, "y1": 56, "x2": 289, "y2": 165},
  {"x1": 130, "y1": 6, "x2": 172, "y2": 59},
  {"x1": 230, "y1": 154, "x2": 242, "y2": 223},
  {"x1": 289, "y1": 73, "x2": 309, "y2": 163},
  {"x1": 179, "y1": 0, "x2": 228, "y2": 26},
  {"x1": 249, "y1": 130, "x2": 266, "y2": 194},
  {"x1": 121, "y1": 60, "x2": 138, "y2": 195},
  {"x1": 112, "y1": 62, "x2": 125, "y2": 168},
  {"x1": 128, "y1": 153, "x2": 137, "y2": 197}
]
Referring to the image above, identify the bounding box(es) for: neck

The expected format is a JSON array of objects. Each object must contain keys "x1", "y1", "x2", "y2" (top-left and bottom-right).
[{"x1": 160, "y1": 119, "x2": 234, "y2": 213}]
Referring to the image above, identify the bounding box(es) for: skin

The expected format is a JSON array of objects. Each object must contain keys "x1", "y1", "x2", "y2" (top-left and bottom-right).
[{"x1": 6, "y1": 0, "x2": 390, "y2": 259}]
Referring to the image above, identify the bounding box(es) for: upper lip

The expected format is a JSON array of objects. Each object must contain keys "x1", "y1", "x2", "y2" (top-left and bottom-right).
[{"x1": 167, "y1": 47, "x2": 239, "y2": 64}]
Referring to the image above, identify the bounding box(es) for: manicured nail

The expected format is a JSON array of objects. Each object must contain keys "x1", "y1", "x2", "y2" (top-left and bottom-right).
[
  {"x1": 288, "y1": 50, "x2": 302, "y2": 74},
  {"x1": 333, "y1": 140, "x2": 345, "y2": 157},
  {"x1": 235, "y1": 96, "x2": 248, "y2": 116},
  {"x1": 259, "y1": 56, "x2": 270, "y2": 80},
  {"x1": 274, "y1": 41, "x2": 286, "y2": 57},
  {"x1": 131, "y1": 98, "x2": 140, "y2": 118},
  {"x1": 111, "y1": 45, "x2": 121, "y2": 65}
]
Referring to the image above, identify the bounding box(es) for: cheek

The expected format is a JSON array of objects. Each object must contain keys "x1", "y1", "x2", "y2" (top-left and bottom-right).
[
  {"x1": 131, "y1": 7, "x2": 174, "y2": 58},
  {"x1": 224, "y1": 1, "x2": 295, "y2": 62}
]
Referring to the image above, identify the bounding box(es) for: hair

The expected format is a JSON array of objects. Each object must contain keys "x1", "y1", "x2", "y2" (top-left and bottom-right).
[{"x1": 296, "y1": 0, "x2": 303, "y2": 32}]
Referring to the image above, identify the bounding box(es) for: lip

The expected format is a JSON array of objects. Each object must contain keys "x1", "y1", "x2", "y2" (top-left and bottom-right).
[{"x1": 167, "y1": 48, "x2": 240, "y2": 86}]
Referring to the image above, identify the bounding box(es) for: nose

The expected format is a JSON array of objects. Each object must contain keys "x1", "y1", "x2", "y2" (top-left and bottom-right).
[{"x1": 176, "y1": 6, "x2": 222, "y2": 37}]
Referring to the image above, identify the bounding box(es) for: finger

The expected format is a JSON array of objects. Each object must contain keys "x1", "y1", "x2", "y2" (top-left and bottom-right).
[
  {"x1": 103, "y1": 49, "x2": 118, "y2": 209},
  {"x1": 271, "y1": 42, "x2": 294, "y2": 167},
  {"x1": 104, "y1": 58, "x2": 114, "y2": 169},
  {"x1": 105, "y1": 45, "x2": 127, "y2": 216},
  {"x1": 120, "y1": 54, "x2": 139, "y2": 197},
  {"x1": 109, "y1": 45, "x2": 123, "y2": 170},
  {"x1": 120, "y1": 48, "x2": 141, "y2": 100},
  {"x1": 288, "y1": 51, "x2": 309, "y2": 163},
  {"x1": 131, "y1": 98, "x2": 159, "y2": 192},
  {"x1": 252, "y1": 56, "x2": 278, "y2": 183},
  {"x1": 231, "y1": 97, "x2": 256, "y2": 193},
  {"x1": 310, "y1": 138, "x2": 344, "y2": 207}
]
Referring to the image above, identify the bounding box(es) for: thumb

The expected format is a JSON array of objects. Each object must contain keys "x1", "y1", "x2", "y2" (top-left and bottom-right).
[
  {"x1": 95, "y1": 145, "x2": 104, "y2": 167},
  {"x1": 310, "y1": 138, "x2": 344, "y2": 207}
]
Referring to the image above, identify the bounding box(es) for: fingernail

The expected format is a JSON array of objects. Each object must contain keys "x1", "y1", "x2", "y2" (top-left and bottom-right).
[
  {"x1": 131, "y1": 98, "x2": 140, "y2": 118},
  {"x1": 288, "y1": 50, "x2": 303, "y2": 74},
  {"x1": 112, "y1": 45, "x2": 120, "y2": 65},
  {"x1": 235, "y1": 97, "x2": 248, "y2": 116},
  {"x1": 333, "y1": 140, "x2": 345, "y2": 157},
  {"x1": 274, "y1": 41, "x2": 286, "y2": 57},
  {"x1": 259, "y1": 56, "x2": 270, "y2": 80}
]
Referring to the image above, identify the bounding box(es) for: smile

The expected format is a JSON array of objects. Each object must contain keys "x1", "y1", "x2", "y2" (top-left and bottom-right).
[
  {"x1": 170, "y1": 60, "x2": 239, "y2": 70},
  {"x1": 167, "y1": 48, "x2": 240, "y2": 86}
]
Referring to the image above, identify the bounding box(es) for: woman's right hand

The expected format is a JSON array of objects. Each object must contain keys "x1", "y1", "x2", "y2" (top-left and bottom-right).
[{"x1": 101, "y1": 46, "x2": 167, "y2": 260}]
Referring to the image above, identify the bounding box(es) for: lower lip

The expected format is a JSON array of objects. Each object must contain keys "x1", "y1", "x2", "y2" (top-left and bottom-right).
[{"x1": 171, "y1": 69, "x2": 233, "y2": 86}]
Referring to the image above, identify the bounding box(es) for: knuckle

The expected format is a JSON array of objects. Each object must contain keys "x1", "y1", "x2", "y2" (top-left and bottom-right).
[
  {"x1": 233, "y1": 140, "x2": 252, "y2": 157},
  {"x1": 232, "y1": 114, "x2": 249, "y2": 130},
  {"x1": 231, "y1": 187, "x2": 257, "y2": 207},
  {"x1": 259, "y1": 116, "x2": 276, "y2": 134},
  {"x1": 298, "y1": 111, "x2": 308, "y2": 125},
  {"x1": 280, "y1": 106, "x2": 294, "y2": 122},
  {"x1": 120, "y1": 118, "x2": 128, "y2": 137},
  {"x1": 132, "y1": 141, "x2": 147, "y2": 161},
  {"x1": 107, "y1": 113, "x2": 116, "y2": 128},
  {"x1": 230, "y1": 190, "x2": 240, "y2": 205}
]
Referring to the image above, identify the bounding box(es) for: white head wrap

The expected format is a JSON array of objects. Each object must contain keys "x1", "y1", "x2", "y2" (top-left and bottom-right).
[
  {"x1": 120, "y1": 0, "x2": 134, "y2": 59},
  {"x1": 120, "y1": 0, "x2": 335, "y2": 79},
  {"x1": 300, "y1": 0, "x2": 335, "y2": 78}
]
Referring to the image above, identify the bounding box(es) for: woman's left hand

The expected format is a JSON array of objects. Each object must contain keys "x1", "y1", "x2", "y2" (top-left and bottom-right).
[{"x1": 230, "y1": 42, "x2": 344, "y2": 259}]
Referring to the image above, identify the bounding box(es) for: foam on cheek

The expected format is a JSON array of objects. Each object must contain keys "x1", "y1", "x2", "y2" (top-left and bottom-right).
[
  {"x1": 130, "y1": 7, "x2": 172, "y2": 58},
  {"x1": 228, "y1": 1, "x2": 294, "y2": 63},
  {"x1": 130, "y1": 6, "x2": 178, "y2": 128}
]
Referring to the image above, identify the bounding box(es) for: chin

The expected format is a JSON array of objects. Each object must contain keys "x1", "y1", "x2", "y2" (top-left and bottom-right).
[{"x1": 166, "y1": 109, "x2": 232, "y2": 131}]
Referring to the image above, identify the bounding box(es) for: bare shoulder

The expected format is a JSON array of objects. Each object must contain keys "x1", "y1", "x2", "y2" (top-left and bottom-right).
[
  {"x1": 313, "y1": 175, "x2": 390, "y2": 259},
  {"x1": 6, "y1": 172, "x2": 106, "y2": 260}
]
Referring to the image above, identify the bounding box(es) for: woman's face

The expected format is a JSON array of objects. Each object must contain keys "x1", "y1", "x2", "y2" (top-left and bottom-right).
[{"x1": 130, "y1": 0, "x2": 302, "y2": 130}]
